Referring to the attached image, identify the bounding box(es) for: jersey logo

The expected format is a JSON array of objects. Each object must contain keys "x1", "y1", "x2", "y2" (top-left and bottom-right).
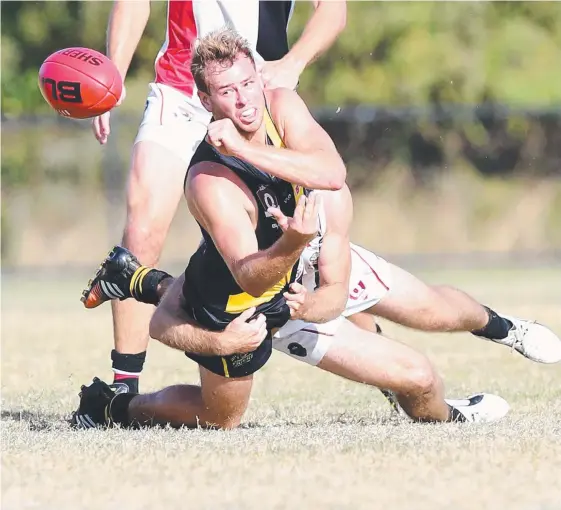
[{"x1": 256, "y1": 185, "x2": 280, "y2": 219}]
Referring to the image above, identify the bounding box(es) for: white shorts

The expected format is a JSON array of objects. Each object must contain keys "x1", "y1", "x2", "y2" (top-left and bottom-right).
[
  {"x1": 134, "y1": 83, "x2": 212, "y2": 164},
  {"x1": 272, "y1": 316, "x2": 344, "y2": 366},
  {"x1": 344, "y1": 244, "x2": 392, "y2": 317},
  {"x1": 272, "y1": 245, "x2": 391, "y2": 366}
]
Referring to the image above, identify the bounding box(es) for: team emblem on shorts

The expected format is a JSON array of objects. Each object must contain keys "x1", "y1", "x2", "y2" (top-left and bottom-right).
[{"x1": 349, "y1": 280, "x2": 367, "y2": 301}]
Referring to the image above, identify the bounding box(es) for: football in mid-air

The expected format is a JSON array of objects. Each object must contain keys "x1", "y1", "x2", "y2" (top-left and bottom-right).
[{"x1": 38, "y1": 47, "x2": 122, "y2": 119}]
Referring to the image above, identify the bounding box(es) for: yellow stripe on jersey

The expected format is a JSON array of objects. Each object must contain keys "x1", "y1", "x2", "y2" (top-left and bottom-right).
[
  {"x1": 263, "y1": 107, "x2": 305, "y2": 204},
  {"x1": 225, "y1": 269, "x2": 292, "y2": 314}
]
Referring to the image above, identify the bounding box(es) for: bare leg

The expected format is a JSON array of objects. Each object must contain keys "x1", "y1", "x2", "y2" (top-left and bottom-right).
[
  {"x1": 317, "y1": 319, "x2": 450, "y2": 422},
  {"x1": 367, "y1": 263, "x2": 488, "y2": 332},
  {"x1": 112, "y1": 142, "x2": 187, "y2": 357},
  {"x1": 346, "y1": 312, "x2": 381, "y2": 333},
  {"x1": 127, "y1": 367, "x2": 253, "y2": 429}
]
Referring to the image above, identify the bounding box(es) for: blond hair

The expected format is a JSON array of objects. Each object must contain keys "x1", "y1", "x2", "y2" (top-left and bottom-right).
[{"x1": 191, "y1": 27, "x2": 255, "y2": 94}]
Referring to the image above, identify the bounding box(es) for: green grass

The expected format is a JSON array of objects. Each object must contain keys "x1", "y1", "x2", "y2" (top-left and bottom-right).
[{"x1": 2, "y1": 267, "x2": 561, "y2": 510}]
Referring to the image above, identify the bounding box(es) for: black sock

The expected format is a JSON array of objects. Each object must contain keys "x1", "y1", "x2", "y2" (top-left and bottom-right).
[
  {"x1": 130, "y1": 268, "x2": 172, "y2": 305},
  {"x1": 471, "y1": 306, "x2": 513, "y2": 340},
  {"x1": 111, "y1": 349, "x2": 146, "y2": 393},
  {"x1": 108, "y1": 393, "x2": 138, "y2": 427}
]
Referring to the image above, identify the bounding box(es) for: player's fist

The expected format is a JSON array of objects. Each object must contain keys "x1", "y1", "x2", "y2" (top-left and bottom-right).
[
  {"x1": 206, "y1": 118, "x2": 247, "y2": 157},
  {"x1": 219, "y1": 307, "x2": 267, "y2": 355},
  {"x1": 284, "y1": 282, "x2": 308, "y2": 320}
]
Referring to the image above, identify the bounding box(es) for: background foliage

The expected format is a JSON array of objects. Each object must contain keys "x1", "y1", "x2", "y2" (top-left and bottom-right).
[{"x1": 1, "y1": 1, "x2": 560, "y2": 265}]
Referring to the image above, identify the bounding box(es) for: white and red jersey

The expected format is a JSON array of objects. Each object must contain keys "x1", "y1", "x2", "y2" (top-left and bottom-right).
[{"x1": 154, "y1": 0, "x2": 296, "y2": 99}]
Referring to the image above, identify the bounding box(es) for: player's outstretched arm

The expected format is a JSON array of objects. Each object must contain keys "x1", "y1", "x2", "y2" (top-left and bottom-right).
[
  {"x1": 186, "y1": 163, "x2": 318, "y2": 298},
  {"x1": 285, "y1": 186, "x2": 352, "y2": 323},
  {"x1": 107, "y1": 0, "x2": 151, "y2": 80},
  {"x1": 260, "y1": 0, "x2": 347, "y2": 90},
  {"x1": 235, "y1": 88, "x2": 346, "y2": 190},
  {"x1": 285, "y1": 0, "x2": 347, "y2": 70}
]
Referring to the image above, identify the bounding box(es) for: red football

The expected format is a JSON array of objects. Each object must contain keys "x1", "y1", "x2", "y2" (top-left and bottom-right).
[{"x1": 38, "y1": 47, "x2": 123, "y2": 119}]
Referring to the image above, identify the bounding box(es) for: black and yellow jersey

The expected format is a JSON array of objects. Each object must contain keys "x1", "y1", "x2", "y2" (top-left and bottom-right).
[{"x1": 182, "y1": 108, "x2": 308, "y2": 335}]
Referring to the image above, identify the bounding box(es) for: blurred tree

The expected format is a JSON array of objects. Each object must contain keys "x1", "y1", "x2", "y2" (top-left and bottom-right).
[{"x1": 2, "y1": 1, "x2": 560, "y2": 115}]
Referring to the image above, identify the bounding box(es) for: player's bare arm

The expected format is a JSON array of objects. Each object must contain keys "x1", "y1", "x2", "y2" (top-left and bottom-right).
[
  {"x1": 284, "y1": 186, "x2": 353, "y2": 323},
  {"x1": 149, "y1": 275, "x2": 267, "y2": 356},
  {"x1": 228, "y1": 88, "x2": 346, "y2": 190},
  {"x1": 92, "y1": 0, "x2": 150, "y2": 143},
  {"x1": 261, "y1": 0, "x2": 347, "y2": 90},
  {"x1": 185, "y1": 162, "x2": 318, "y2": 298},
  {"x1": 107, "y1": 0, "x2": 150, "y2": 79}
]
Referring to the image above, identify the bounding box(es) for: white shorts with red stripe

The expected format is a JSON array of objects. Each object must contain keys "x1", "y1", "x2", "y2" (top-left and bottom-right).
[
  {"x1": 133, "y1": 82, "x2": 211, "y2": 164},
  {"x1": 272, "y1": 244, "x2": 391, "y2": 366},
  {"x1": 344, "y1": 243, "x2": 391, "y2": 317}
]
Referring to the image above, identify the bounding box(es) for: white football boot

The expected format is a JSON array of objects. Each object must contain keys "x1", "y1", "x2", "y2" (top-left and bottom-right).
[
  {"x1": 445, "y1": 393, "x2": 510, "y2": 423},
  {"x1": 477, "y1": 314, "x2": 561, "y2": 364},
  {"x1": 381, "y1": 391, "x2": 509, "y2": 423}
]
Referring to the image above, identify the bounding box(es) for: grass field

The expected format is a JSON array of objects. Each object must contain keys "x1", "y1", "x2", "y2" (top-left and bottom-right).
[{"x1": 2, "y1": 266, "x2": 561, "y2": 510}]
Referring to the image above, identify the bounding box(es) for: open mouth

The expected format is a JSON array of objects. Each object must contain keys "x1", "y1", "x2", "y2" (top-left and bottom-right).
[{"x1": 240, "y1": 107, "x2": 257, "y2": 123}]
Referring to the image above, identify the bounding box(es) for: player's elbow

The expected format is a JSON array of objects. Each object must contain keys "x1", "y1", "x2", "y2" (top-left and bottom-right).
[
  {"x1": 239, "y1": 279, "x2": 267, "y2": 298},
  {"x1": 326, "y1": 165, "x2": 346, "y2": 191}
]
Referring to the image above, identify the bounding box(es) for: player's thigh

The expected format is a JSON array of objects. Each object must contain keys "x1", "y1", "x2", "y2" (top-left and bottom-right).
[
  {"x1": 199, "y1": 366, "x2": 253, "y2": 427},
  {"x1": 124, "y1": 84, "x2": 208, "y2": 250},
  {"x1": 318, "y1": 319, "x2": 437, "y2": 394},
  {"x1": 367, "y1": 263, "x2": 444, "y2": 327}
]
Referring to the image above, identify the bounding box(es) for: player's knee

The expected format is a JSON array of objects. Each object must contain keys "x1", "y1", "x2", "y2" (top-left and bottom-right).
[
  {"x1": 200, "y1": 409, "x2": 244, "y2": 430},
  {"x1": 400, "y1": 358, "x2": 439, "y2": 398}
]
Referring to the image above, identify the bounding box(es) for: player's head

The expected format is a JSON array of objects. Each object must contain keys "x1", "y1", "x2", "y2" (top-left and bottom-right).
[{"x1": 192, "y1": 28, "x2": 264, "y2": 134}]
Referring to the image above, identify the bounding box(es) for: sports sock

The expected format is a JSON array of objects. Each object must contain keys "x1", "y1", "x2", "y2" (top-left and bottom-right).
[
  {"x1": 107, "y1": 393, "x2": 138, "y2": 428},
  {"x1": 111, "y1": 349, "x2": 146, "y2": 393},
  {"x1": 129, "y1": 267, "x2": 172, "y2": 305},
  {"x1": 471, "y1": 306, "x2": 513, "y2": 340}
]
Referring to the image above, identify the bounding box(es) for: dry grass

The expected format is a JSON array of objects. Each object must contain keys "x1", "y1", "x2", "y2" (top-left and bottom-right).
[{"x1": 2, "y1": 267, "x2": 561, "y2": 510}]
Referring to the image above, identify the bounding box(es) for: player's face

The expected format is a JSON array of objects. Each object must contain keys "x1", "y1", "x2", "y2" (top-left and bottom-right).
[{"x1": 202, "y1": 54, "x2": 265, "y2": 134}]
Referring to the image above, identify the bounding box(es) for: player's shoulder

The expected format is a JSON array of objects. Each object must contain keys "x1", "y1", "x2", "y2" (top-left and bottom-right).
[{"x1": 265, "y1": 87, "x2": 303, "y2": 114}]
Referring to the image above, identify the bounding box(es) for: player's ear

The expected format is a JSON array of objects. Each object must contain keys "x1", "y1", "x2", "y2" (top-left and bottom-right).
[{"x1": 198, "y1": 91, "x2": 212, "y2": 113}]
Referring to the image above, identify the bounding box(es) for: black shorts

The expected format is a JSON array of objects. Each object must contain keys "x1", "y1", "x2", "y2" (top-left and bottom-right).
[
  {"x1": 185, "y1": 335, "x2": 272, "y2": 378},
  {"x1": 180, "y1": 294, "x2": 290, "y2": 378}
]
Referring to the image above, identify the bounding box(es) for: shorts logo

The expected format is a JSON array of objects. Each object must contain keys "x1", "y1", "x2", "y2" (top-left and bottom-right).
[
  {"x1": 287, "y1": 342, "x2": 307, "y2": 357},
  {"x1": 349, "y1": 280, "x2": 367, "y2": 301},
  {"x1": 230, "y1": 352, "x2": 254, "y2": 368}
]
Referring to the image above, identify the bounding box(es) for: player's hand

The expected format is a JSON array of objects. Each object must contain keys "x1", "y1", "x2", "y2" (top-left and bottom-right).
[
  {"x1": 219, "y1": 307, "x2": 267, "y2": 355},
  {"x1": 284, "y1": 282, "x2": 308, "y2": 320},
  {"x1": 91, "y1": 86, "x2": 126, "y2": 145},
  {"x1": 268, "y1": 192, "x2": 321, "y2": 248},
  {"x1": 206, "y1": 118, "x2": 247, "y2": 157},
  {"x1": 260, "y1": 58, "x2": 303, "y2": 90}
]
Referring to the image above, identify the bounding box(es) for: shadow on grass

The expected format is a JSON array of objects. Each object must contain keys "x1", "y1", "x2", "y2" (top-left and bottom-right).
[{"x1": 1, "y1": 409, "x2": 71, "y2": 431}]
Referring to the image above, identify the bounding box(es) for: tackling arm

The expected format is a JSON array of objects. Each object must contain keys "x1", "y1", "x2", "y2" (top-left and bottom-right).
[{"x1": 296, "y1": 185, "x2": 353, "y2": 323}]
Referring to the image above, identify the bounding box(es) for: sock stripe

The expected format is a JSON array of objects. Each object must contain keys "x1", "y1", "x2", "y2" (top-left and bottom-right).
[
  {"x1": 129, "y1": 266, "x2": 146, "y2": 296},
  {"x1": 113, "y1": 369, "x2": 141, "y2": 377},
  {"x1": 130, "y1": 266, "x2": 150, "y2": 299}
]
